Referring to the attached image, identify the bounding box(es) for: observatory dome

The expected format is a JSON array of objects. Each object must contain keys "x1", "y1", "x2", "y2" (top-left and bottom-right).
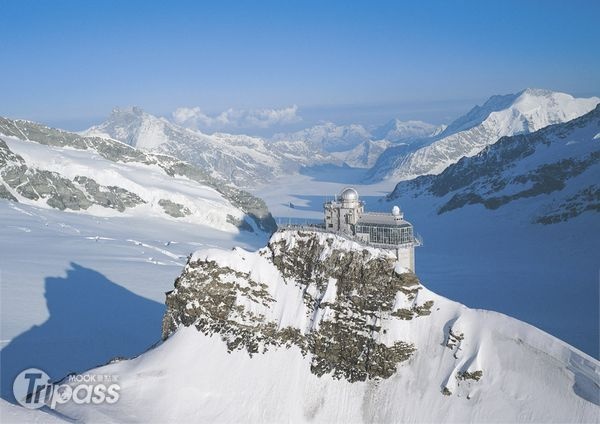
[
  {"x1": 392, "y1": 205, "x2": 401, "y2": 216},
  {"x1": 340, "y1": 187, "x2": 359, "y2": 201}
]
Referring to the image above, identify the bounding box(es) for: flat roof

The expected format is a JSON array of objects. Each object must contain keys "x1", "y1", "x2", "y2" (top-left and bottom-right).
[{"x1": 358, "y1": 213, "x2": 411, "y2": 227}]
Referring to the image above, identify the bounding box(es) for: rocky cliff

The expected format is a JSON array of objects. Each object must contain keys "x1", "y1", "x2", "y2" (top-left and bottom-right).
[{"x1": 162, "y1": 230, "x2": 433, "y2": 382}]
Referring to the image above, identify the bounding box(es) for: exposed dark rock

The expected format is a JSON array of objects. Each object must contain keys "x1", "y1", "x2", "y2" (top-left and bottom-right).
[
  {"x1": 438, "y1": 152, "x2": 599, "y2": 214},
  {"x1": 446, "y1": 328, "x2": 464, "y2": 350},
  {"x1": 74, "y1": 176, "x2": 146, "y2": 212},
  {"x1": 0, "y1": 138, "x2": 25, "y2": 167},
  {"x1": 226, "y1": 214, "x2": 254, "y2": 232},
  {"x1": 1, "y1": 138, "x2": 148, "y2": 211},
  {"x1": 158, "y1": 199, "x2": 191, "y2": 218},
  {"x1": 535, "y1": 185, "x2": 600, "y2": 224},
  {"x1": 2, "y1": 161, "x2": 92, "y2": 211},
  {"x1": 392, "y1": 300, "x2": 435, "y2": 320},
  {"x1": 0, "y1": 183, "x2": 17, "y2": 202},
  {"x1": 457, "y1": 370, "x2": 483, "y2": 381}
]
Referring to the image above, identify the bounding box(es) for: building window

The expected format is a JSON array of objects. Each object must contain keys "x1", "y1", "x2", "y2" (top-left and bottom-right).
[{"x1": 355, "y1": 223, "x2": 413, "y2": 246}]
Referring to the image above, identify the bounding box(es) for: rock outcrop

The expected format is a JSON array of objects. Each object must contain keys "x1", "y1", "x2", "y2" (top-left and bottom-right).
[{"x1": 162, "y1": 230, "x2": 435, "y2": 382}]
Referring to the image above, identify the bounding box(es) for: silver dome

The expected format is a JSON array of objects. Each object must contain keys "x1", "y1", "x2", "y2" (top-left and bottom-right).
[{"x1": 340, "y1": 187, "x2": 359, "y2": 201}]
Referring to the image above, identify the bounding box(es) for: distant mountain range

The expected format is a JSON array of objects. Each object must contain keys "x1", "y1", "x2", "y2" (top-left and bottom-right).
[
  {"x1": 3, "y1": 88, "x2": 597, "y2": 196},
  {"x1": 83, "y1": 107, "x2": 293, "y2": 187},
  {"x1": 80, "y1": 89, "x2": 598, "y2": 190},
  {"x1": 82, "y1": 108, "x2": 444, "y2": 186}
]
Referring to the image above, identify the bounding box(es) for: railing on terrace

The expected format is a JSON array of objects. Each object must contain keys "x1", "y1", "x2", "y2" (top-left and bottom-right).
[
  {"x1": 361, "y1": 211, "x2": 400, "y2": 216},
  {"x1": 275, "y1": 222, "x2": 423, "y2": 249}
]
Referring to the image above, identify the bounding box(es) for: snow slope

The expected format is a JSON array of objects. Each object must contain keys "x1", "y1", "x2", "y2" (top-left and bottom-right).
[
  {"x1": 369, "y1": 89, "x2": 600, "y2": 181},
  {"x1": 389, "y1": 105, "x2": 600, "y2": 224},
  {"x1": 0, "y1": 200, "x2": 268, "y2": 407},
  {"x1": 0, "y1": 399, "x2": 65, "y2": 423},
  {"x1": 1, "y1": 136, "x2": 245, "y2": 230},
  {"x1": 52, "y1": 230, "x2": 600, "y2": 423},
  {"x1": 0, "y1": 116, "x2": 276, "y2": 233}
]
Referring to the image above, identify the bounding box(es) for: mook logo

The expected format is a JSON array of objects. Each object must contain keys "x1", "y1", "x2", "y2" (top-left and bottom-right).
[{"x1": 13, "y1": 368, "x2": 120, "y2": 409}]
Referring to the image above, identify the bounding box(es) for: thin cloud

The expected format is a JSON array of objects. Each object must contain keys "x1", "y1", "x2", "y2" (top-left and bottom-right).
[{"x1": 172, "y1": 105, "x2": 301, "y2": 131}]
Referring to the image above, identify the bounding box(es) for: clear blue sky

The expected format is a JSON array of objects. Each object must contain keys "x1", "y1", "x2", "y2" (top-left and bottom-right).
[{"x1": 1, "y1": 0, "x2": 599, "y2": 131}]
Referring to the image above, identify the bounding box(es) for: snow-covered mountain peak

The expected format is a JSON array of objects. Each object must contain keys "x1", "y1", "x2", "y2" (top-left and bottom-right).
[
  {"x1": 82, "y1": 109, "x2": 296, "y2": 186},
  {"x1": 268, "y1": 119, "x2": 440, "y2": 169},
  {"x1": 440, "y1": 92, "x2": 521, "y2": 136},
  {"x1": 441, "y1": 88, "x2": 596, "y2": 137},
  {"x1": 506, "y1": 88, "x2": 599, "y2": 130},
  {"x1": 82, "y1": 107, "x2": 446, "y2": 184},
  {"x1": 84, "y1": 106, "x2": 171, "y2": 150}
]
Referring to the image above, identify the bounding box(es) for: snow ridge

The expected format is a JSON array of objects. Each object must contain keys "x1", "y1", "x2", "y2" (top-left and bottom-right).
[
  {"x1": 388, "y1": 104, "x2": 600, "y2": 224},
  {"x1": 369, "y1": 89, "x2": 600, "y2": 182}
]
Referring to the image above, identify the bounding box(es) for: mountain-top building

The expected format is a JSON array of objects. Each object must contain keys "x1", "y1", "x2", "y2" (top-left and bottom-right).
[{"x1": 324, "y1": 187, "x2": 420, "y2": 271}]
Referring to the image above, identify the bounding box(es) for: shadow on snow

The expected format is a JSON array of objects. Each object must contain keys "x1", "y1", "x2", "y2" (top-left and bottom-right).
[{"x1": 0, "y1": 263, "x2": 164, "y2": 403}]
